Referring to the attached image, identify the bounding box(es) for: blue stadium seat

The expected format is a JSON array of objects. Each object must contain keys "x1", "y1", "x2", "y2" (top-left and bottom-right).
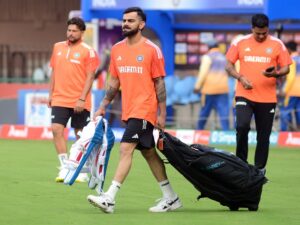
[{"x1": 172, "y1": 76, "x2": 198, "y2": 105}]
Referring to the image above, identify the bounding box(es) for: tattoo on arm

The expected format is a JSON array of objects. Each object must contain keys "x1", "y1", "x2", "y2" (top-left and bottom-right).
[
  {"x1": 103, "y1": 76, "x2": 120, "y2": 103},
  {"x1": 105, "y1": 85, "x2": 118, "y2": 101},
  {"x1": 154, "y1": 77, "x2": 166, "y2": 103}
]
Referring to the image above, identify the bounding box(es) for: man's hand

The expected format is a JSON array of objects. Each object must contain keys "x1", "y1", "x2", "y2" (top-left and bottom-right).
[
  {"x1": 156, "y1": 114, "x2": 166, "y2": 130},
  {"x1": 239, "y1": 76, "x2": 253, "y2": 90},
  {"x1": 93, "y1": 105, "x2": 106, "y2": 120},
  {"x1": 262, "y1": 70, "x2": 277, "y2": 78},
  {"x1": 47, "y1": 97, "x2": 52, "y2": 108},
  {"x1": 193, "y1": 87, "x2": 200, "y2": 93},
  {"x1": 74, "y1": 99, "x2": 85, "y2": 113}
]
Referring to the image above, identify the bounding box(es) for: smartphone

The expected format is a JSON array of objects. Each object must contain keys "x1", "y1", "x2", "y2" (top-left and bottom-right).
[{"x1": 265, "y1": 66, "x2": 275, "y2": 72}]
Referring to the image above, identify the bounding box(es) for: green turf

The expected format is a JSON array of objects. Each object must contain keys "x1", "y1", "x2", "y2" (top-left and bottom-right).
[{"x1": 0, "y1": 139, "x2": 299, "y2": 225}]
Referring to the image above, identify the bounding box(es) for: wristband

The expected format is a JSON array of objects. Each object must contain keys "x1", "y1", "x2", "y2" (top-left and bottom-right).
[{"x1": 79, "y1": 99, "x2": 85, "y2": 102}]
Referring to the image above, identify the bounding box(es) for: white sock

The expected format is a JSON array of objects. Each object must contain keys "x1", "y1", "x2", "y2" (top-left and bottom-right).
[
  {"x1": 58, "y1": 153, "x2": 68, "y2": 167},
  {"x1": 159, "y1": 180, "x2": 176, "y2": 199},
  {"x1": 106, "y1": 180, "x2": 121, "y2": 201}
]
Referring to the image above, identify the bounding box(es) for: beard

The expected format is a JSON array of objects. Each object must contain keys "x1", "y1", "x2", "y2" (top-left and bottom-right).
[
  {"x1": 67, "y1": 36, "x2": 80, "y2": 44},
  {"x1": 122, "y1": 26, "x2": 139, "y2": 37}
]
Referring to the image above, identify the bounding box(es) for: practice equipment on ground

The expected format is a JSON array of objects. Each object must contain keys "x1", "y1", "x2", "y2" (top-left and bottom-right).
[
  {"x1": 64, "y1": 116, "x2": 115, "y2": 193},
  {"x1": 157, "y1": 130, "x2": 267, "y2": 211}
]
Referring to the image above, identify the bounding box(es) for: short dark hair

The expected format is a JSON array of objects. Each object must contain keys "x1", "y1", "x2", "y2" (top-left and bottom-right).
[
  {"x1": 285, "y1": 41, "x2": 297, "y2": 52},
  {"x1": 123, "y1": 7, "x2": 146, "y2": 22},
  {"x1": 67, "y1": 17, "x2": 86, "y2": 31},
  {"x1": 252, "y1": 14, "x2": 269, "y2": 28}
]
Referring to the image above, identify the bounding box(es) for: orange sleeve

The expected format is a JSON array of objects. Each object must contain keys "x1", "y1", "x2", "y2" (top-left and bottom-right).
[
  {"x1": 86, "y1": 49, "x2": 100, "y2": 73},
  {"x1": 226, "y1": 44, "x2": 239, "y2": 64},
  {"x1": 49, "y1": 45, "x2": 56, "y2": 68},
  {"x1": 278, "y1": 47, "x2": 292, "y2": 67},
  {"x1": 109, "y1": 48, "x2": 118, "y2": 77},
  {"x1": 151, "y1": 49, "x2": 166, "y2": 78}
]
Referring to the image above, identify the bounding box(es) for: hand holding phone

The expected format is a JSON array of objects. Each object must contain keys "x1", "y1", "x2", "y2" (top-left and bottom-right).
[
  {"x1": 263, "y1": 66, "x2": 276, "y2": 78},
  {"x1": 265, "y1": 66, "x2": 275, "y2": 73}
]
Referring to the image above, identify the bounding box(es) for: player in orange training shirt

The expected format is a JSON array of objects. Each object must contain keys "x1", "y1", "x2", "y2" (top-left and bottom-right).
[
  {"x1": 48, "y1": 17, "x2": 100, "y2": 182},
  {"x1": 226, "y1": 14, "x2": 291, "y2": 174},
  {"x1": 87, "y1": 7, "x2": 181, "y2": 214}
]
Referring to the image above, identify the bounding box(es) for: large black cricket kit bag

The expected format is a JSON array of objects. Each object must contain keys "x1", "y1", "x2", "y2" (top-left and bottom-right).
[{"x1": 157, "y1": 131, "x2": 268, "y2": 211}]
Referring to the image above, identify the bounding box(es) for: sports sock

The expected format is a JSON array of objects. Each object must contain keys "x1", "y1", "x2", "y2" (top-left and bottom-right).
[
  {"x1": 159, "y1": 180, "x2": 176, "y2": 199},
  {"x1": 106, "y1": 180, "x2": 121, "y2": 201},
  {"x1": 58, "y1": 153, "x2": 68, "y2": 167}
]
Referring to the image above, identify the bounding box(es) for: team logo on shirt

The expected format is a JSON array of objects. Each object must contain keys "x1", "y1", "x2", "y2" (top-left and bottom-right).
[
  {"x1": 74, "y1": 52, "x2": 80, "y2": 58},
  {"x1": 136, "y1": 55, "x2": 144, "y2": 62},
  {"x1": 265, "y1": 48, "x2": 273, "y2": 54}
]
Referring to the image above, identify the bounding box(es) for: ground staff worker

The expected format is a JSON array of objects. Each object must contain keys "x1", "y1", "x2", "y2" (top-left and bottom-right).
[
  {"x1": 194, "y1": 39, "x2": 229, "y2": 130},
  {"x1": 48, "y1": 17, "x2": 100, "y2": 182},
  {"x1": 225, "y1": 14, "x2": 291, "y2": 173},
  {"x1": 87, "y1": 7, "x2": 181, "y2": 213},
  {"x1": 280, "y1": 41, "x2": 300, "y2": 131}
]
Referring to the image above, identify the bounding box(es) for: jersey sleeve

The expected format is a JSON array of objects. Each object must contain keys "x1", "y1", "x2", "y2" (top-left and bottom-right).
[
  {"x1": 49, "y1": 45, "x2": 56, "y2": 69},
  {"x1": 151, "y1": 48, "x2": 166, "y2": 78},
  {"x1": 277, "y1": 45, "x2": 292, "y2": 67},
  {"x1": 226, "y1": 44, "x2": 239, "y2": 64},
  {"x1": 86, "y1": 49, "x2": 100, "y2": 73},
  {"x1": 109, "y1": 48, "x2": 119, "y2": 78}
]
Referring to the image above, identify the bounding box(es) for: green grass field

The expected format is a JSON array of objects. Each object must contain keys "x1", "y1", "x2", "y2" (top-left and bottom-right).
[{"x1": 0, "y1": 139, "x2": 299, "y2": 225}]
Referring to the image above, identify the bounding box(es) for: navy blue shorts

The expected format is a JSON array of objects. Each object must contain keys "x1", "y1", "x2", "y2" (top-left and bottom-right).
[{"x1": 121, "y1": 118, "x2": 155, "y2": 150}]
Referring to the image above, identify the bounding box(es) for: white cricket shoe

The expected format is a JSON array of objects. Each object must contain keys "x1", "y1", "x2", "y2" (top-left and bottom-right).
[
  {"x1": 55, "y1": 166, "x2": 69, "y2": 182},
  {"x1": 76, "y1": 173, "x2": 89, "y2": 183},
  {"x1": 87, "y1": 193, "x2": 115, "y2": 213},
  {"x1": 149, "y1": 195, "x2": 182, "y2": 212}
]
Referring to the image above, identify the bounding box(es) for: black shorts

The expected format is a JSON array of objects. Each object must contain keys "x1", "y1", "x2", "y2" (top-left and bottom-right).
[
  {"x1": 51, "y1": 106, "x2": 90, "y2": 129},
  {"x1": 121, "y1": 118, "x2": 155, "y2": 150}
]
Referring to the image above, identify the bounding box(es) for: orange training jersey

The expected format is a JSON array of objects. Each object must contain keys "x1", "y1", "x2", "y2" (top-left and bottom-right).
[
  {"x1": 50, "y1": 40, "x2": 100, "y2": 110},
  {"x1": 109, "y1": 37, "x2": 165, "y2": 125},
  {"x1": 226, "y1": 34, "x2": 292, "y2": 103}
]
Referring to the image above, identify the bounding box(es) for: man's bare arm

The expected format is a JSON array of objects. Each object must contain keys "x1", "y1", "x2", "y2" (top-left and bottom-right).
[
  {"x1": 154, "y1": 77, "x2": 166, "y2": 103},
  {"x1": 48, "y1": 70, "x2": 54, "y2": 108},
  {"x1": 100, "y1": 76, "x2": 120, "y2": 108},
  {"x1": 154, "y1": 77, "x2": 166, "y2": 129},
  {"x1": 225, "y1": 60, "x2": 242, "y2": 80},
  {"x1": 225, "y1": 60, "x2": 253, "y2": 90},
  {"x1": 94, "y1": 76, "x2": 120, "y2": 118}
]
